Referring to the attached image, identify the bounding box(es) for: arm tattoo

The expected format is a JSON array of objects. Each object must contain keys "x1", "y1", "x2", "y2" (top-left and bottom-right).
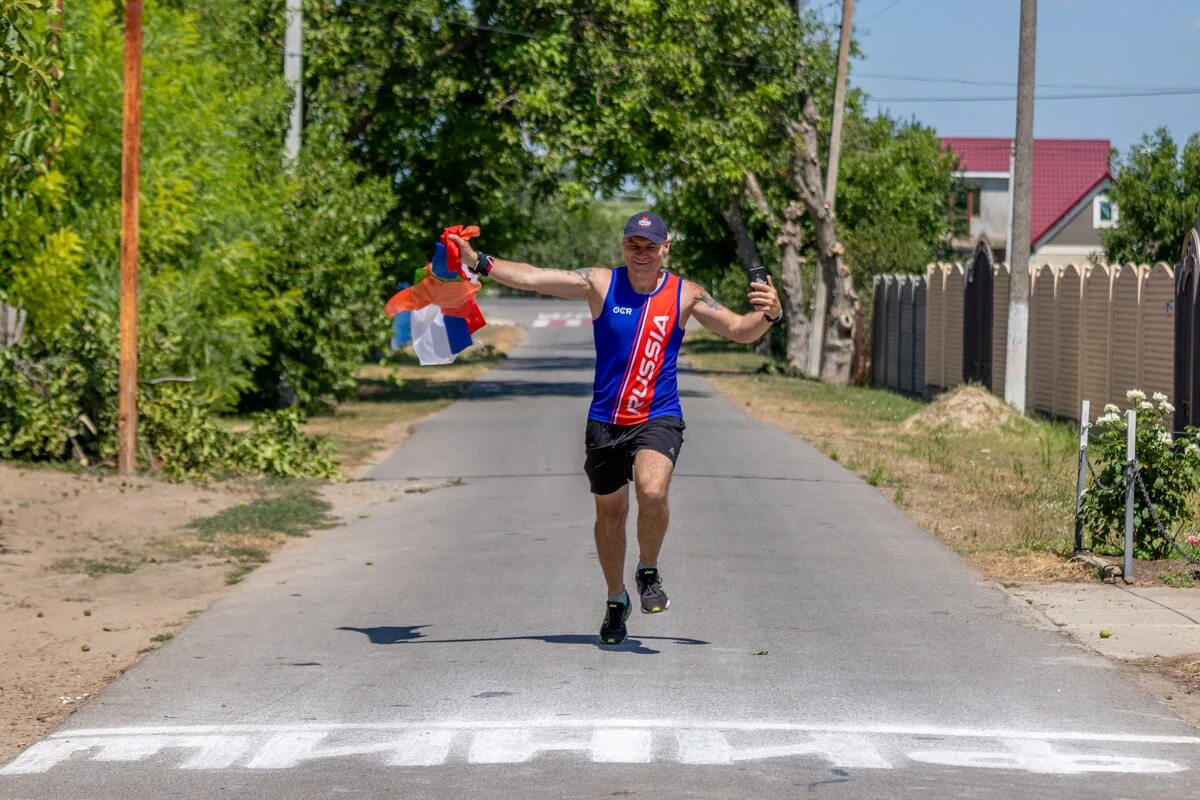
[
  {"x1": 699, "y1": 291, "x2": 725, "y2": 311},
  {"x1": 572, "y1": 268, "x2": 593, "y2": 287}
]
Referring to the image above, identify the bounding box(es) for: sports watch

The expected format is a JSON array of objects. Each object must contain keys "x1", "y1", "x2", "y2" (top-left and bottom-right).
[
  {"x1": 473, "y1": 253, "x2": 495, "y2": 277},
  {"x1": 764, "y1": 308, "x2": 783, "y2": 325}
]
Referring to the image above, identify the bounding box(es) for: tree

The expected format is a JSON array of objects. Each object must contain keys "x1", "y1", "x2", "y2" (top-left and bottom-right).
[
  {"x1": 837, "y1": 112, "x2": 958, "y2": 289},
  {"x1": 481, "y1": 0, "x2": 839, "y2": 373},
  {"x1": 302, "y1": 0, "x2": 546, "y2": 278},
  {"x1": 1103, "y1": 129, "x2": 1200, "y2": 264},
  {"x1": 0, "y1": 0, "x2": 82, "y2": 344},
  {"x1": 1, "y1": 0, "x2": 62, "y2": 197}
]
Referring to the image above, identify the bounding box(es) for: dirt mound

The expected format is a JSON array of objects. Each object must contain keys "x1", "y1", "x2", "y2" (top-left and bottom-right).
[{"x1": 901, "y1": 385, "x2": 1020, "y2": 433}]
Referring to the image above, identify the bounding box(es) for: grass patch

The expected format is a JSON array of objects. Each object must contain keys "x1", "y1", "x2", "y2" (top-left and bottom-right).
[
  {"x1": 187, "y1": 482, "x2": 331, "y2": 539},
  {"x1": 151, "y1": 481, "x2": 335, "y2": 587},
  {"x1": 1162, "y1": 570, "x2": 1198, "y2": 588},
  {"x1": 51, "y1": 557, "x2": 141, "y2": 577},
  {"x1": 225, "y1": 564, "x2": 257, "y2": 585},
  {"x1": 681, "y1": 332, "x2": 1084, "y2": 581}
]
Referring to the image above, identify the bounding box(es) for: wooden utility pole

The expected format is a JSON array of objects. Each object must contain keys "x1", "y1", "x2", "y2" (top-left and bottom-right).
[
  {"x1": 1004, "y1": 0, "x2": 1036, "y2": 412},
  {"x1": 807, "y1": 0, "x2": 852, "y2": 378},
  {"x1": 118, "y1": 0, "x2": 143, "y2": 475}
]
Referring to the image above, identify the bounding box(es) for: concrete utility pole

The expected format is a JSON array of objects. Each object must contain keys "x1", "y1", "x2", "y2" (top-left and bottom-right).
[
  {"x1": 284, "y1": 0, "x2": 303, "y2": 162},
  {"x1": 1004, "y1": 0, "x2": 1036, "y2": 413},
  {"x1": 118, "y1": 0, "x2": 143, "y2": 475},
  {"x1": 807, "y1": 0, "x2": 853, "y2": 378}
]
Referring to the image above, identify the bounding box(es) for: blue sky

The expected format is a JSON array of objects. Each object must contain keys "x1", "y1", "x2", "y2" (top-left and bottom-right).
[{"x1": 837, "y1": 0, "x2": 1200, "y2": 157}]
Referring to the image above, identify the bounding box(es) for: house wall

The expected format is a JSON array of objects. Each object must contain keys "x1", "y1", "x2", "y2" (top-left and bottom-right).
[
  {"x1": 969, "y1": 177, "x2": 1010, "y2": 245},
  {"x1": 1043, "y1": 200, "x2": 1103, "y2": 249}
]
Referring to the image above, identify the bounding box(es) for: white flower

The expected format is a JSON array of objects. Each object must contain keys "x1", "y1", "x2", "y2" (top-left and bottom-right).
[
  {"x1": 1161, "y1": 401, "x2": 1176, "y2": 414},
  {"x1": 1096, "y1": 412, "x2": 1122, "y2": 426},
  {"x1": 1102, "y1": 403, "x2": 1120, "y2": 415},
  {"x1": 1126, "y1": 389, "x2": 1146, "y2": 402},
  {"x1": 1153, "y1": 392, "x2": 1168, "y2": 403},
  {"x1": 1158, "y1": 430, "x2": 1173, "y2": 445},
  {"x1": 1187, "y1": 443, "x2": 1200, "y2": 456},
  {"x1": 1138, "y1": 400, "x2": 1155, "y2": 412}
]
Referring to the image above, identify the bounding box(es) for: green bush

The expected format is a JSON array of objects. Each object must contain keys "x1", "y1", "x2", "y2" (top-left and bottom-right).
[
  {"x1": 0, "y1": 346, "x2": 86, "y2": 460},
  {"x1": 141, "y1": 383, "x2": 340, "y2": 481},
  {"x1": 1080, "y1": 390, "x2": 1200, "y2": 559},
  {"x1": 230, "y1": 408, "x2": 339, "y2": 480}
]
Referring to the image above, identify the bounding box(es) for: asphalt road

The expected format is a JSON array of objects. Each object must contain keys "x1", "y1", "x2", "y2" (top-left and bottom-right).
[{"x1": 3, "y1": 297, "x2": 1199, "y2": 799}]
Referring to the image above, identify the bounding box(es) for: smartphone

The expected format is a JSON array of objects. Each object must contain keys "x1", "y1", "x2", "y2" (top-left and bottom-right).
[{"x1": 748, "y1": 266, "x2": 769, "y2": 286}]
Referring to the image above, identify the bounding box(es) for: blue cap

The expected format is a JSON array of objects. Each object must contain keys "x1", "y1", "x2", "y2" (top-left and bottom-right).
[{"x1": 623, "y1": 211, "x2": 669, "y2": 244}]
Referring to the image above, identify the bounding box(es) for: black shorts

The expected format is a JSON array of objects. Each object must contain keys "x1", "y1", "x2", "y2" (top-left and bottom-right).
[{"x1": 583, "y1": 416, "x2": 686, "y2": 496}]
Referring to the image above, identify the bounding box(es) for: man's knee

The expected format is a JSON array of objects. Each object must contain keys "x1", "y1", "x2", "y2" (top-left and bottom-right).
[
  {"x1": 594, "y1": 486, "x2": 630, "y2": 521},
  {"x1": 634, "y1": 451, "x2": 673, "y2": 505}
]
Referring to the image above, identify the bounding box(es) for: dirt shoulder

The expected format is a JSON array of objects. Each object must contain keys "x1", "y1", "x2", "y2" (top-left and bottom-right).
[{"x1": 0, "y1": 325, "x2": 523, "y2": 764}]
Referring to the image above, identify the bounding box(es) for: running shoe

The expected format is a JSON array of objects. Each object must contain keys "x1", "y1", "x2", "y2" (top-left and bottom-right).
[
  {"x1": 635, "y1": 567, "x2": 670, "y2": 613},
  {"x1": 599, "y1": 597, "x2": 632, "y2": 645}
]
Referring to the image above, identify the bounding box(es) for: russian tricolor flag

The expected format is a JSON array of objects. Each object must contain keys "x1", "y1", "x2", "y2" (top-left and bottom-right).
[{"x1": 410, "y1": 305, "x2": 475, "y2": 365}]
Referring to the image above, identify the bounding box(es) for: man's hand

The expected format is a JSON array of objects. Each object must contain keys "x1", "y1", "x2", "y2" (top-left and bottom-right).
[
  {"x1": 448, "y1": 234, "x2": 482, "y2": 277},
  {"x1": 748, "y1": 276, "x2": 782, "y2": 321}
]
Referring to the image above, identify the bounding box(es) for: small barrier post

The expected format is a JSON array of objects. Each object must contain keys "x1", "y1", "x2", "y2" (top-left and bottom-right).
[
  {"x1": 1073, "y1": 400, "x2": 1090, "y2": 554},
  {"x1": 1124, "y1": 410, "x2": 1136, "y2": 581}
]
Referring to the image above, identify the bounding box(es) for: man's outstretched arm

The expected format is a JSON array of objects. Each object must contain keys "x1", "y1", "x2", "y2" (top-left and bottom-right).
[
  {"x1": 449, "y1": 234, "x2": 601, "y2": 300},
  {"x1": 685, "y1": 278, "x2": 782, "y2": 344}
]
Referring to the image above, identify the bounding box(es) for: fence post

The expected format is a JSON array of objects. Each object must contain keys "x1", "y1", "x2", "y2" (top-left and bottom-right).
[
  {"x1": 1074, "y1": 400, "x2": 1090, "y2": 554},
  {"x1": 1124, "y1": 409, "x2": 1137, "y2": 581}
]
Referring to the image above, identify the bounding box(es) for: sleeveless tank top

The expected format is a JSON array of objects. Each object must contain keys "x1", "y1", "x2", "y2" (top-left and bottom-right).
[{"x1": 588, "y1": 267, "x2": 686, "y2": 425}]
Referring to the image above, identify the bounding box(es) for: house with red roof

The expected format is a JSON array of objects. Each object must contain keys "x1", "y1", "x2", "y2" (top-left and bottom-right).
[{"x1": 939, "y1": 137, "x2": 1116, "y2": 266}]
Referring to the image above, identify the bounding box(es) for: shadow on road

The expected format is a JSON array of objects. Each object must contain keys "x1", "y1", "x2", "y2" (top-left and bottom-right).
[{"x1": 336, "y1": 625, "x2": 709, "y2": 656}]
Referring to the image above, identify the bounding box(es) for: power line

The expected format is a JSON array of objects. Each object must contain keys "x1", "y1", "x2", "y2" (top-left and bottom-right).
[
  {"x1": 873, "y1": 88, "x2": 1200, "y2": 103},
  {"x1": 859, "y1": 0, "x2": 905, "y2": 25},
  {"x1": 856, "y1": 71, "x2": 1200, "y2": 92}
]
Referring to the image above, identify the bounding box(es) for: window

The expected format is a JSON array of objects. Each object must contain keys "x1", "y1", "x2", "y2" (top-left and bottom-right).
[
  {"x1": 1093, "y1": 195, "x2": 1118, "y2": 229},
  {"x1": 950, "y1": 186, "x2": 981, "y2": 235}
]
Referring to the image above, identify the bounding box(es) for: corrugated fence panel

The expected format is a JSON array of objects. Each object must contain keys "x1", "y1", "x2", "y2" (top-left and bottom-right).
[
  {"x1": 1138, "y1": 263, "x2": 1174, "y2": 400},
  {"x1": 1053, "y1": 265, "x2": 1083, "y2": 419},
  {"x1": 1028, "y1": 264, "x2": 1058, "y2": 415},
  {"x1": 1080, "y1": 265, "x2": 1112, "y2": 415},
  {"x1": 992, "y1": 263, "x2": 1010, "y2": 399},
  {"x1": 898, "y1": 277, "x2": 916, "y2": 394},
  {"x1": 943, "y1": 263, "x2": 965, "y2": 389},
  {"x1": 914, "y1": 279, "x2": 926, "y2": 397},
  {"x1": 871, "y1": 277, "x2": 885, "y2": 388},
  {"x1": 885, "y1": 276, "x2": 900, "y2": 390},
  {"x1": 925, "y1": 264, "x2": 945, "y2": 391},
  {"x1": 1109, "y1": 265, "x2": 1141, "y2": 404}
]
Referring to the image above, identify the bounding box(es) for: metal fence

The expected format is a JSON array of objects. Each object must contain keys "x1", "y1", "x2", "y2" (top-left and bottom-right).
[
  {"x1": 870, "y1": 274, "x2": 925, "y2": 396},
  {"x1": 917, "y1": 259, "x2": 1174, "y2": 421}
]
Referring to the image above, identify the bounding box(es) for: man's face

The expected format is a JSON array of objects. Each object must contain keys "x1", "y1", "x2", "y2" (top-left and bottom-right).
[{"x1": 622, "y1": 236, "x2": 670, "y2": 273}]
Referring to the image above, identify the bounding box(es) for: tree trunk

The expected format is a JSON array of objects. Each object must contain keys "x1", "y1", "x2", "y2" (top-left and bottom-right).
[
  {"x1": 719, "y1": 195, "x2": 772, "y2": 356},
  {"x1": 744, "y1": 173, "x2": 810, "y2": 370},
  {"x1": 787, "y1": 97, "x2": 861, "y2": 385},
  {"x1": 2, "y1": 305, "x2": 27, "y2": 348},
  {"x1": 778, "y1": 203, "x2": 810, "y2": 371}
]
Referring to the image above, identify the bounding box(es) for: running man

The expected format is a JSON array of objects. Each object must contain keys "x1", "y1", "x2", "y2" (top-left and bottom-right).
[{"x1": 451, "y1": 212, "x2": 782, "y2": 644}]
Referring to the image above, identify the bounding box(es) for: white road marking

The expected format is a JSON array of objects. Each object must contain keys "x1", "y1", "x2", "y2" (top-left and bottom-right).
[
  {"x1": 2, "y1": 721, "x2": 1194, "y2": 776},
  {"x1": 39, "y1": 720, "x2": 1200, "y2": 745},
  {"x1": 908, "y1": 740, "x2": 1185, "y2": 775},
  {"x1": 532, "y1": 312, "x2": 592, "y2": 328},
  {"x1": 244, "y1": 730, "x2": 453, "y2": 769}
]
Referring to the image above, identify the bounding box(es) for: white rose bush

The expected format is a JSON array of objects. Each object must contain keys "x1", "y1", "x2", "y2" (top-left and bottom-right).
[{"x1": 1080, "y1": 389, "x2": 1200, "y2": 560}]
